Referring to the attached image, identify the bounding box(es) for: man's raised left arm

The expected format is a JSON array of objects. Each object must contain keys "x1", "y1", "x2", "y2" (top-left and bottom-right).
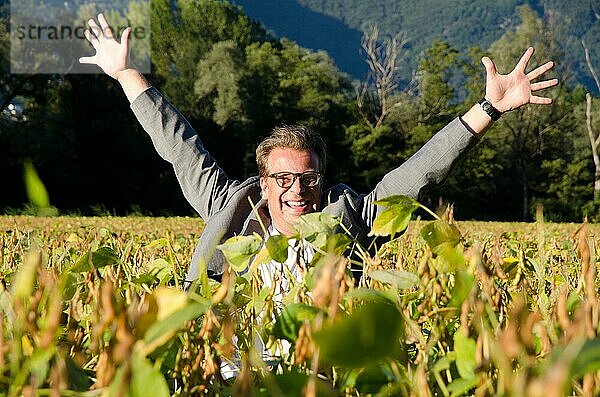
[{"x1": 360, "y1": 47, "x2": 558, "y2": 224}]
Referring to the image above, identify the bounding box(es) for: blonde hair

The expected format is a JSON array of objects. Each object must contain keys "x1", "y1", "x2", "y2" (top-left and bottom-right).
[{"x1": 255, "y1": 125, "x2": 326, "y2": 176}]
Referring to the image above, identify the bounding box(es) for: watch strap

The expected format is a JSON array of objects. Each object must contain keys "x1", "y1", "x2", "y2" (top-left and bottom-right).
[{"x1": 478, "y1": 98, "x2": 502, "y2": 121}]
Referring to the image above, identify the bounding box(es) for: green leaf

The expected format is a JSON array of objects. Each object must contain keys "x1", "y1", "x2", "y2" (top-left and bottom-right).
[
  {"x1": 421, "y1": 220, "x2": 461, "y2": 251},
  {"x1": 370, "y1": 195, "x2": 420, "y2": 239},
  {"x1": 144, "y1": 301, "x2": 210, "y2": 347},
  {"x1": 570, "y1": 338, "x2": 600, "y2": 378},
  {"x1": 304, "y1": 265, "x2": 315, "y2": 290},
  {"x1": 293, "y1": 212, "x2": 340, "y2": 248},
  {"x1": 314, "y1": 302, "x2": 404, "y2": 368},
  {"x1": 373, "y1": 195, "x2": 419, "y2": 207},
  {"x1": 453, "y1": 330, "x2": 477, "y2": 380},
  {"x1": 369, "y1": 270, "x2": 419, "y2": 290},
  {"x1": 421, "y1": 221, "x2": 464, "y2": 269},
  {"x1": 374, "y1": 382, "x2": 411, "y2": 397},
  {"x1": 432, "y1": 352, "x2": 455, "y2": 373},
  {"x1": 60, "y1": 271, "x2": 79, "y2": 300},
  {"x1": 132, "y1": 273, "x2": 157, "y2": 285},
  {"x1": 144, "y1": 238, "x2": 169, "y2": 250},
  {"x1": 258, "y1": 371, "x2": 335, "y2": 397},
  {"x1": 24, "y1": 160, "x2": 50, "y2": 208},
  {"x1": 249, "y1": 286, "x2": 270, "y2": 314},
  {"x1": 343, "y1": 288, "x2": 396, "y2": 304},
  {"x1": 29, "y1": 346, "x2": 55, "y2": 386},
  {"x1": 12, "y1": 248, "x2": 41, "y2": 299},
  {"x1": 502, "y1": 256, "x2": 520, "y2": 273},
  {"x1": 272, "y1": 303, "x2": 320, "y2": 342},
  {"x1": 324, "y1": 233, "x2": 352, "y2": 255},
  {"x1": 335, "y1": 363, "x2": 408, "y2": 396},
  {"x1": 108, "y1": 364, "x2": 128, "y2": 397},
  {"x1": 447, "y1": 376, "x2": 479, "y2": 397},
  {"x1": 71, "y1": 246, "x2": 121, "y2": 272},
  {"x1": 265, "y1": 234, "x2": 289, "y2": 263},
  {"x1": 130, "y1": 354, "x2": 170, "y2": 397},
  {"x1": 309, "y1": 233, "x2": 353, "y2": 268},
  {"x1": 217, "y1": 233, "x2": 262, "y2": 272},
  {"x1": 566, "y1": 292, "x2": 581, "y2": 313},
  {"x1": 147, "y1": 258, "x2": 172, "y2": 284},
  {"x1": 527, "y1": 257, "x2": 544, "y2": 281},
  {"x1": 448, "y1": 271, "x2": 474, "y2": 307},
  {"x1": 65, "y1": 355, "x2": 94, "y2": 391},
  {"x1": 354, "y1": 364, "x2": 396, "y2": 394}
]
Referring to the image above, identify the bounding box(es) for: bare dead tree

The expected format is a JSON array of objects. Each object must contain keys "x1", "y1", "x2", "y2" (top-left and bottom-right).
[
  {"x1": 358, "y1": 27, "x2": 408, "y2": 129},
  {"x1": 582, "y1": 39, "x2": 600, "y2": 91},
  {"x1": 591, "y1": 0, "x2": 600, "y2": 20},
  {"x1": 585, "y1": 92, "x2": 600, "y2": 198},
  {"x1": 581, "y1": 38, "x2": 600, "y2": 197}
]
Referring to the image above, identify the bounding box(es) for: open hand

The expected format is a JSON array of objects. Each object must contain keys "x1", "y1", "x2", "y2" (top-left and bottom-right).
[
  {"x1": 482, "y1": 47, "x2": 558, "y2": 113},
  {"x1": 79, "y1": 13, "x2": 131, "y2": 80}
]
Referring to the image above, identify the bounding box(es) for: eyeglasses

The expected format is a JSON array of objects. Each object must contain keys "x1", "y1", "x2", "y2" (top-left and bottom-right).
[{"x1": 267, "y1": 171, "x2": 322, "y2": 188}]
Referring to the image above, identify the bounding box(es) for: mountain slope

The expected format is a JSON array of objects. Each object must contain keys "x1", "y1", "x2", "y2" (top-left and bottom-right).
[{"x1": 234, "y1": 0, "x2": 600, "y2": 93}]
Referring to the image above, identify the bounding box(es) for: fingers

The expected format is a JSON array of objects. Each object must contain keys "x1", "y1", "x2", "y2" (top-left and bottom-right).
[
  {"x1": 531, "y1": 78, "x2": 559, "y2": 92},
  {"x1": 120, "y1": 26, "x2": 131, "y2": 48},
  {"x1": 527, "y1": 60, "x2": 554, "y2": 81},
  {"x1": 481, "y1": 56, "x2": 497, "y2": 77},
  {"x1": 86, "y1": 18, "x2": 102, "y2": 43},
  {"x1": 515, "y1": 47, "x2": 535, "y2": 72},
  {"x1": 83, "y1": 29, "x2": 98, "y2": 49},
  {"x1": 78, "y1": 55, "x2": 96, "y2": 65},
  {"x1": 98, "y1": 13, "x2": 114, "y2": 39},
  {"x1": 530, "y1": 95, "x2": 553, "y2": 105},
  {"x1": 84, "y1": 14, "x2": 120, "y2": 42}
]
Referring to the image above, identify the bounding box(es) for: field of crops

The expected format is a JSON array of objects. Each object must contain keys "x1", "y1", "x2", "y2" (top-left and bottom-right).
[{"x1": 0, "y1": 203, "x2": 599, "y2": 396}]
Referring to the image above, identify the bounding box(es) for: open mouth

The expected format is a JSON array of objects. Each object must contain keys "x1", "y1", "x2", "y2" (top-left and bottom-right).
[{"x1": 284, "y1": 200, "x2": 311, "y2": 213}]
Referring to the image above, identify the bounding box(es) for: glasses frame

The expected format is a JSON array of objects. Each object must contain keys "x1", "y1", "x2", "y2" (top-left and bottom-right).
[{"x1": 267, "y1": 171, "x2": 322, "y2": 188}]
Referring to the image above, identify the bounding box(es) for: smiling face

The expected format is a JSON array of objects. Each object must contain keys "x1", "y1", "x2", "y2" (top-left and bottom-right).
[{"x1": 259, "y1": 147, "x2": 322, "y2": 236}]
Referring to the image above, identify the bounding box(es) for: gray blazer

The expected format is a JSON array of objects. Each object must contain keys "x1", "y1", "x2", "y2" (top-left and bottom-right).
[{"x1": 131, "y1": 87, "x2": 478, "y2": 282}]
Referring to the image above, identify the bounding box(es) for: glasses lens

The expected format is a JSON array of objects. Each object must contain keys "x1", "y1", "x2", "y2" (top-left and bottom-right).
[
  {"x1": 300, "y1": 172, "x2": 319, "y2": 187},
  {"x1": 270, "y1": 172, "x2": 320, "y2": 188},
  {"x1": 276, "y1": 173, "x2": 294, "y2": 188}
]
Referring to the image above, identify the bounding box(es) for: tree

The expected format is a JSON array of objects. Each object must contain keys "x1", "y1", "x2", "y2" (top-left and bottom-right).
[
  {"x1": 479, "y1": 5, "x2": 573, "y2": 220},
  {"x1": 1, "y1": 0, "x2": 359, "y2": 214},
  {"x1": 424, "y1": 7, "x2": 589, "y2": 222},
  {"x1": 0, "y1": 5, "x2": 48, "y2": 114},
  {"x1": 345, "y1": 27, "x2": 411, "y2": 190},
  {"x1": 404, "y1": 40, "x2": 460, "y2": 158},
  {"x1": 149, "y1": 0, "x2": 355, "y2": 181},
  {"x1": 0, "y1": 5, "x2": 70, "y2": 211},
  {"x1": 195, "y1": 40, "x2": 246, "y2": 127},
  {"x1": 581, "y1": 38, "x2": 600, "y2": 198},
  {"x1": 345, "y1": 38, "x2": 463, "y2": 192},
  {"x1": 357, "y1": 26, "x2": 408, "y2": 129}
]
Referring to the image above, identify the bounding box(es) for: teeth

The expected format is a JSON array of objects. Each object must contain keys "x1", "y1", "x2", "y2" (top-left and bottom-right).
[{"x1": 287, "y1": 201, "x2": 306, "y2": 207}]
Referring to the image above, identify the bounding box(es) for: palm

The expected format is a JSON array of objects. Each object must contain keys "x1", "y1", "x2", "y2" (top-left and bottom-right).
[
  {"x1": 482, "y1": 47, "x2": 557, "y2": 113},
  {"x1": 79, "y1": 14, "x2": 131, "y2": 80}
]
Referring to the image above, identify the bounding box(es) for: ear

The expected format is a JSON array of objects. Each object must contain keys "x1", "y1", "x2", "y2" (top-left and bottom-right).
[{"x1": 259, "y1": 176, "x2": 268, "y2": 200}]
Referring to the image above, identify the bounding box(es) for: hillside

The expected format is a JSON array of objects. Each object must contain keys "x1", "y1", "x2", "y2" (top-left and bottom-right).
[{"x1": 233, "y1": 0, "x2": 600, "y2": 93}]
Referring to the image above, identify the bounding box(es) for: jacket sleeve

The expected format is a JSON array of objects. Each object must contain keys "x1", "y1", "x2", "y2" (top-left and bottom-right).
[
  {"x1": 360, "y1": 117, "x2": 479, "y2": 226},
  {"x1": 130, "y1": 87, "x2": 238, "y2": 219}
]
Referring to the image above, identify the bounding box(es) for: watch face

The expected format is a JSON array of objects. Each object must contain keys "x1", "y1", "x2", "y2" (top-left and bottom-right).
[{"x1": 480, "y1": 100, "x2": 500, "y2": 120}]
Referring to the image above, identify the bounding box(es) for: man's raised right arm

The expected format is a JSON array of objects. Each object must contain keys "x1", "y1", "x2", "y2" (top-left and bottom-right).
[
  {"x1": 79, "y1": 14, "x2": 238, "y2": 218},
  {"x1": 79, "y1": 13, "x2": 149, "y2": 102}
]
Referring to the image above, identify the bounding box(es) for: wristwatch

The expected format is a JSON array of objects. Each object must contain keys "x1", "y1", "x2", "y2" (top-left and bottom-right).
[{"x1": 478, "y1": 98, "x2": 502, "y2": 121}]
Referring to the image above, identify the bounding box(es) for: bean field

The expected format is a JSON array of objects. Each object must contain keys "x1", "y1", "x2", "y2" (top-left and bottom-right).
[{"x1": 0, "y1": 203, "x2": 598, "y2": 396}]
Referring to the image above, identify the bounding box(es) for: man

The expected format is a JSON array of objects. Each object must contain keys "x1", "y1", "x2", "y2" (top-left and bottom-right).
[{"x1": 80, "y1": 14, "x2": 558, "y2": 286}]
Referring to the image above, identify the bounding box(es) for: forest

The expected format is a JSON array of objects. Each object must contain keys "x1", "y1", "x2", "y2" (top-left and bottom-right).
[
  {"x1": 288, "y1": 0, "x2": 600, "y2": 90},
  {"x1": 1, "y1": 0, "x2": 600, "y2": 222}
]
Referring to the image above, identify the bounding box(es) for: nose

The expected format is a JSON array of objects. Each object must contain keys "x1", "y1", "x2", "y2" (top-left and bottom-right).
[{"x1": 288, "y1": 175, "x2": 305, "y2": 193}]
